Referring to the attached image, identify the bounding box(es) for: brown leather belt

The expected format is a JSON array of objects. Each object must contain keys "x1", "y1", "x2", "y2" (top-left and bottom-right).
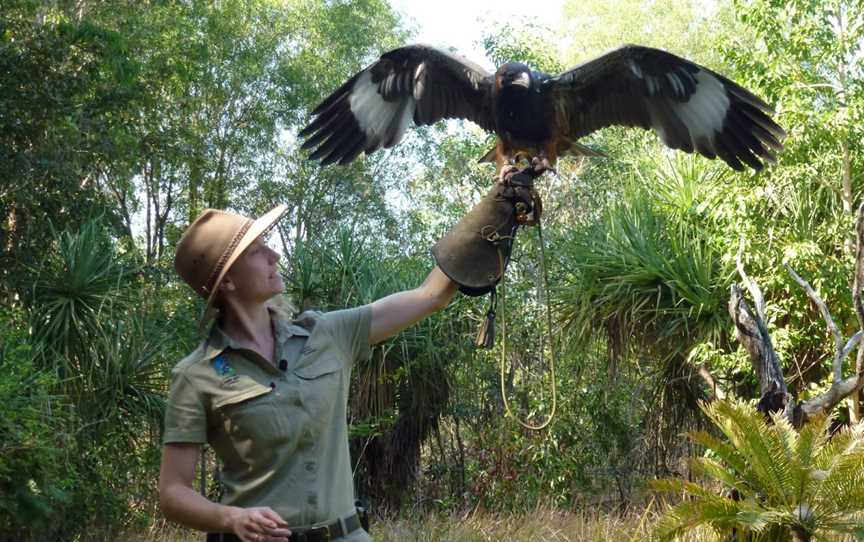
[{"x1": 207, "y1": 512, "x2": 362, "y2": 542}]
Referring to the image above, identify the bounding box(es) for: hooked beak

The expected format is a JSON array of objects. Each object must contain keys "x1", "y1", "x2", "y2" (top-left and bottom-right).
[{"x1": 510, "y1": 72, "x2": 530, "y2": 89}]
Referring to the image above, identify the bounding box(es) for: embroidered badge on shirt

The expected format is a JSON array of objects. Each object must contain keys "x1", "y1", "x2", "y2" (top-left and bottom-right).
[{"x1": 212, "y1": 354, "x2": 236, "y2": 377}]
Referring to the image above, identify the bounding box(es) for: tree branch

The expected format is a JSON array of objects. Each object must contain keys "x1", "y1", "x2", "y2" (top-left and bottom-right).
[
  {"x1": 785, "y1": 264, "x2": 844, "y2": 382},
  {"x1": 736, "y1": 238, "x2": 767, "y2": 324},
  {"x1": 794, "y1": 204, "x2": 864, "y2": 422},
  {"x1": 800, "y1": 373, "x2": 864, "y2": 419},
  {"x1": 698, "y1": 365, "x2": 726, "y2": 401},
  {"x1": 728, "y1": 283, "x2": 789, "y2": 416}
]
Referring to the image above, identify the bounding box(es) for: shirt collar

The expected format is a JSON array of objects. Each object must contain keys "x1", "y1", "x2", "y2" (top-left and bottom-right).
[{"x1": 202, "y1": 306, "x2": 310, "y2": 361}]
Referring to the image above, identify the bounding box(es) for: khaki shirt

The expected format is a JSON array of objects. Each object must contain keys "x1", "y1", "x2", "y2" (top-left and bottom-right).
[{"x1": 163, "y1": 304, "x2": 372, "y2": 540}]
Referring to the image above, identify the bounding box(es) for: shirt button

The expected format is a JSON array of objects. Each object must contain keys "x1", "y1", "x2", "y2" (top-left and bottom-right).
[{"x1": 305, "y1": 461, "x2": 316, "y2": 472}]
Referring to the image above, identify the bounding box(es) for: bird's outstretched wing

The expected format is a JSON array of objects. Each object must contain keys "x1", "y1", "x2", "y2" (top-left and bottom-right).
[
  {"x1": 300, "y1": 45, "x2": 495, "y2": 165},
  {"x1": 549, "y1": 45, "x2": 785, "y2": 171}
]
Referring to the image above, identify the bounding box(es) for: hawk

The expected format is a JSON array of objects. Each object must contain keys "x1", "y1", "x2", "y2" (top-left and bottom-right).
[{"x1": 300, "y1": 44, "x2": 784, "y2": 177}]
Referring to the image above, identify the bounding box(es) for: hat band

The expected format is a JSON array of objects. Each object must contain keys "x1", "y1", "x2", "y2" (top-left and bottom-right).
[{"x1": 201, "y1": 218, "x2": 254, "y2": 295}]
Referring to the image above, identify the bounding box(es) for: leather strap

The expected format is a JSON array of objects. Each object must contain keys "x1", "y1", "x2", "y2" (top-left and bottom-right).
[{"x1": 207, "y1": 512, "x2": 362, "y2": 542}]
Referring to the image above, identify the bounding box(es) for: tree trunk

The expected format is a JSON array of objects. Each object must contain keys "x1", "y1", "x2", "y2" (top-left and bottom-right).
[{"x1": 728, "y1": 284, "x2": 791, "y2": 417}]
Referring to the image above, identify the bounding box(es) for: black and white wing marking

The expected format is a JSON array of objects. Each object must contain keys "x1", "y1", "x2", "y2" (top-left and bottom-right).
[
  {"x1": 550, "y1": 45, "x2": 786, "y2": 171},
  {"x1": 300, "y1": 45, "x2": 495, "y2": 166}
]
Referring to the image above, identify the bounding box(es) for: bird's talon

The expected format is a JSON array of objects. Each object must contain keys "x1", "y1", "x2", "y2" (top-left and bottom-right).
[{"x1": 531, "y1": 156, "x2": 553, "y2": 174}]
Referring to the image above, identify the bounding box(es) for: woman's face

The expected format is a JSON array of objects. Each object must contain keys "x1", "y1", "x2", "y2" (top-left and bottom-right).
[{"x1": 221, "y1": 236, "x2": 285, "y2": 303}]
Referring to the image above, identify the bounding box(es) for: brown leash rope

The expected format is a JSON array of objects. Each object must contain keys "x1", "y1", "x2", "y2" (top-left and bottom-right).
[{"x1": 498, "y1": 212, "x2": 557, "y2": 430}]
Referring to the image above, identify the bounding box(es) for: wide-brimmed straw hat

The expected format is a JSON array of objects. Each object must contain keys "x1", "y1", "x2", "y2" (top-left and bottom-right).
[{"x1": 174, "y1": 204, "x2": 288, "y2": 324}]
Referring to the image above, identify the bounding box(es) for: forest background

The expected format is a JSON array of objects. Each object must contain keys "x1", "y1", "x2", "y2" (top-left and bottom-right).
[{"x1": 2, "y1": 0, "x2": 863, "y2": 540}]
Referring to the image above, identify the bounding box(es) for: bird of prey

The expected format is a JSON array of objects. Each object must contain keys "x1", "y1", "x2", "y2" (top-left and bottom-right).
[{"x1": 299, "y1": 44, "x2": 785, "y2": 178}]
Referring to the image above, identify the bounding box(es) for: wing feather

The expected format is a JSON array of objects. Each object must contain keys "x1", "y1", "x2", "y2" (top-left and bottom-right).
[
  {"x1": 300, "y1": 44, "x2": 495, "y2": 165},
  {"x1": 550, "y1": 44, "x2": 785, "y2": 171}
]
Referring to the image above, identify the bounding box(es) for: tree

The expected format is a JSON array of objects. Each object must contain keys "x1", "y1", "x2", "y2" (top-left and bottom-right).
[{"x1": 0, "y1": 1, "x2": 144, "y2": 296}]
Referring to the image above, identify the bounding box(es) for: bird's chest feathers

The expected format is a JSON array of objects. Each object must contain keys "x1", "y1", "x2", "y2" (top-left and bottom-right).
[{"x1": 496, "y1": 88, "x2": 551, "y2": 142}]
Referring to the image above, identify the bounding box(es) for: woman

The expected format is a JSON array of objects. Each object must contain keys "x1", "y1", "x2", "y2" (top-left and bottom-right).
[{"x1": 159, "y1": 204, "x2": 457, "y2": 542}]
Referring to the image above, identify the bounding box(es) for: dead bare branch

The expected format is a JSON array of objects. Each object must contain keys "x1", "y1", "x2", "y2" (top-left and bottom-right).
[
  {"x1": 727, "y1": 206, "x2": 864, "y2": 425},
  {"x1": 800, "y1": 373, "x2": 864, "y2": 419},
  {"x1": 794, "y1": 204, "x2": 864, "y2": 422},
  {"x1": 841, "y1": 332, "x2": 863, "y2": 364},
  {"x1": 729, "y1": 283, "x2": 790, "y2": 418},
  {"x1": 785, "y1": 264, "x2": 844, "y2": 383},
  {"x1": 698, "y1": 365, "x2": 726, "y2": 400},
  {"x1": 736, "y1": 238, "x2": 766, "y2": 324}
]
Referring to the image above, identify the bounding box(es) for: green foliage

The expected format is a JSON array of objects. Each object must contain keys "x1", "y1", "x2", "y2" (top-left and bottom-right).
[
  {"x1": 556, "y1": 156, "x2": 733, "y2": 361},
  {"x1": 29, "y1": 221, "x2": 131, "y2": 363},
  {"x1": 483, "y1": 22, "x2": 564, "y2": 73},
  {"x1": 13, "y1": 220, "x2": 177, "y2": 539},
  {"x1": 654, "y1": 398, "x2": 864, "y2": 541},
  {"x1": 28, "y1": 220, "x2": 164, "y2": 425},
  {"x1": 0, "y1": 305, "x2": 74, "y2": 539},
  {"x1": 0, "y1": 2, "x2": 140, "y2": 289},
  {"x1": 4, "y1": 0, "x2": 864, "y2": 537},
  {"x1": 453, "y1": 355, "x2": 645, "y2": 512},
  {"x1": 560, "y1": 0, "x2": 744, "y2": 68}
]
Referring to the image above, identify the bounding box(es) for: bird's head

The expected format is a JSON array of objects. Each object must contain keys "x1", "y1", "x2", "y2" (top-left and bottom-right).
[{"x1": 496, "y1": 63, "x2": 532, "y2": 90}]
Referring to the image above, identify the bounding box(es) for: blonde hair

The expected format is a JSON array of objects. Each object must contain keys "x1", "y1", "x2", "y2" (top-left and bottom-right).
[
  {"x1": 266, "y1": 294, "x2": 298, "y2": 320},
  {"x1": 207, "y1": 294, "x2": 297, "y2": 331}
]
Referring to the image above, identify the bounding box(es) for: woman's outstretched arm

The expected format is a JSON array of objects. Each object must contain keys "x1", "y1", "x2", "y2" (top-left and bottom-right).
[{"x1": 368, "y1": 266, "x2": 457, "y2": 345}]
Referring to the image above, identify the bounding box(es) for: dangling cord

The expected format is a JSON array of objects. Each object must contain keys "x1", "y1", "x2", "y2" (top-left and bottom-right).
[{"x1": 499, "y1": 219, "x2": 557, "y2": 430}]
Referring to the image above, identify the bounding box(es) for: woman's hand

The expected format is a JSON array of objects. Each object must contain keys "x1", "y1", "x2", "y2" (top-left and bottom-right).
[
  {"x1": 159, "y1": 444, "x2": 292, "y2": 541},
  {"x1": 227, "y1": 506, "x2": 292, "y2": 542}
]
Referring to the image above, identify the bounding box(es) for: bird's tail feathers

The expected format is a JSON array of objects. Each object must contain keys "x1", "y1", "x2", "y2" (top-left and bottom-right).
[
  {"x1": 558, "y1": 140, "x2": 606, "y2": 158},
  {"x1": 477, "y1": 147, "x2": 498, "y2": 164},
  {"x1": 477, "y1": 140, "x2": 605, "y2": 164}
]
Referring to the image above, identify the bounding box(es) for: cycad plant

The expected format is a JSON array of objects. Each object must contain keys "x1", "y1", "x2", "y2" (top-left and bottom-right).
[{"x1": 653, "y1": 398, "x2": 864, "y2": 541}]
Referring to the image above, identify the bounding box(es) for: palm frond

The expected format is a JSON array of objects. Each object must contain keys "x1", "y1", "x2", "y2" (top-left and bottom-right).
[
  {"x1": 689, "y1": 430, "x2": 748, "y2": 475},
  {"x1": 556, "y1": 163, "x2": 731, "y2": 356},
  {"x1": 655, "y1": 497, "x2": 783, "y2": 541},
  {"x1": 702, "y1": 399, "x2": 796, "y2": 505},
  {"x1": 656, "y1": 399, "x2": 864, "y2": 540},
  {"x1": 688, "y1": 456, "x2": 750, "y2": 495}
]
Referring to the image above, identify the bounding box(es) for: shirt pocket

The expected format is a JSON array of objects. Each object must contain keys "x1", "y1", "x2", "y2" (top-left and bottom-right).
[
  {"x1": 215, "y1": 383, "x2": 287, "y2": 466},
  {"x1": 293, "y1": 356, "x2": 343, "y2": 426}
]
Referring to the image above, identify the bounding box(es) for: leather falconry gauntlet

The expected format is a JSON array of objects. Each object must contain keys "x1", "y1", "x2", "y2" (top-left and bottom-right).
[
  {"x1": 432, "y1": 166, "x2": 543, "y2": 346},
  {"x1": 432, "y1": 167, "x2": 542, "y2": 295}
]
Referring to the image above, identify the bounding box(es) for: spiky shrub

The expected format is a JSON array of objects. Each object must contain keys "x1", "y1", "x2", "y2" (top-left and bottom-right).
[
  {"x1": 24, "y1": 220, "x2": 171, "y2": 538},
  {"x1": 653, "y1": 398, "x2": 864, "y2": 541},
  {"x1": 554, "y1": 156, "x2": 735, "y2": 473}
]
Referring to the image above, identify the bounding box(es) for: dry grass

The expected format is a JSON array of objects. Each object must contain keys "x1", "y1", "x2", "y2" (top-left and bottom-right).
[
  {"x1": 140, "y1": 505, "x2": 718, "y2": 542},
  {"x1": 371, "y1": 506, "x2": 716, "y2": 542}
]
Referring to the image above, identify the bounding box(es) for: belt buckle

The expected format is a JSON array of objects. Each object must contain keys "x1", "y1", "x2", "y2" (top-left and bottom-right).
[{"x1": 305, "y1": 524, "x2": 331, "y2": 541}]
